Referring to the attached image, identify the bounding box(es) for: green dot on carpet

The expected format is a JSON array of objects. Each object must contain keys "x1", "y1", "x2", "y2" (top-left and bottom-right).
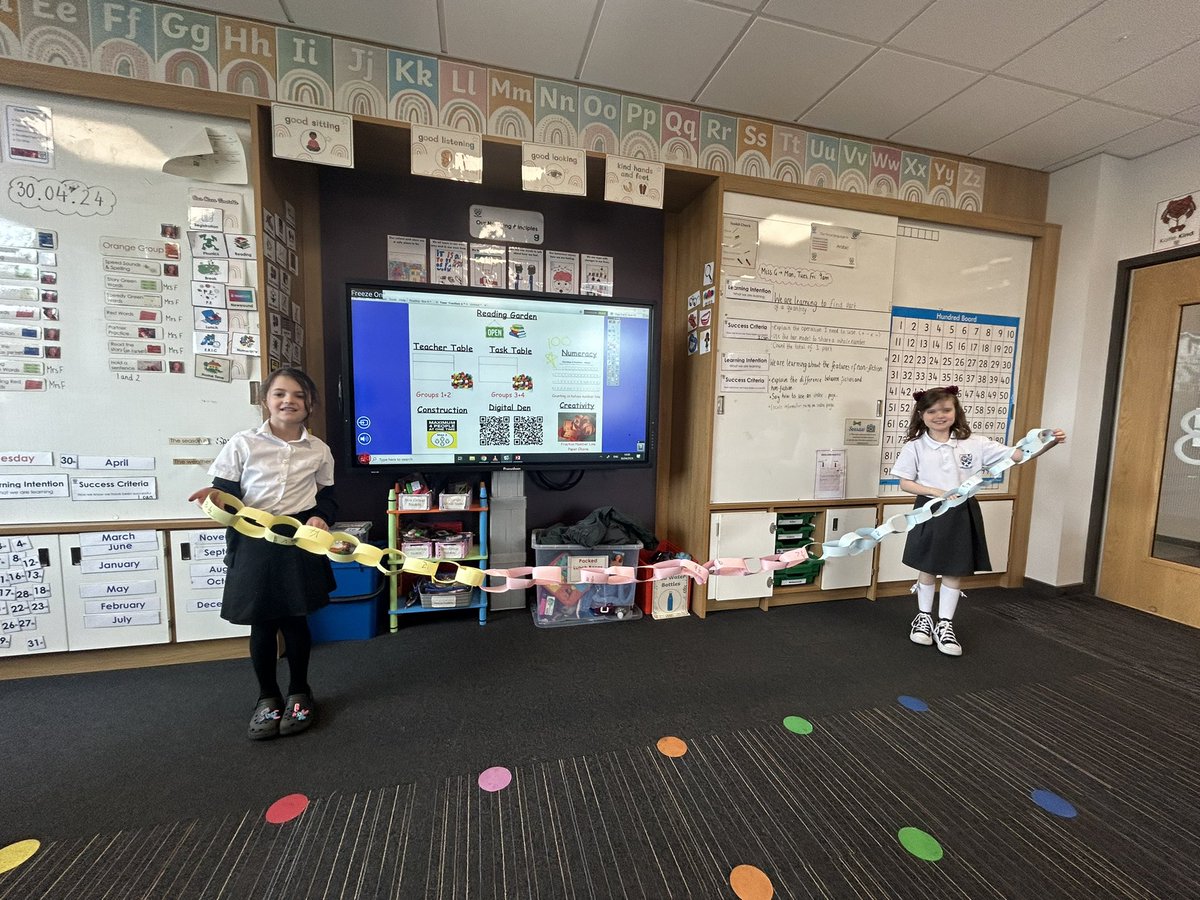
[
  {"x1": 782, "y1": 715, "x2": 813, "y2": 734},
  {"x1": 898, "y1": 827, "x2": 943, "y2": 861}
]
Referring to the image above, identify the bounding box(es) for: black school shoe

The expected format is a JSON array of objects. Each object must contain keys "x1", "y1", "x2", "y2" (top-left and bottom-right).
[
  {"x1": 279, "y1": 692, "x2": 316, "y2": 736},
  {"x1": 248, "y1": 697, "x2": 283, "y2": 740}
]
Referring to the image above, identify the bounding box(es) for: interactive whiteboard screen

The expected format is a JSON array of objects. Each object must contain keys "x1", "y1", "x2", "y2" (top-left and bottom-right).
[{"x1": 346, "y1": 281, "x2": 657, "y2": 470}]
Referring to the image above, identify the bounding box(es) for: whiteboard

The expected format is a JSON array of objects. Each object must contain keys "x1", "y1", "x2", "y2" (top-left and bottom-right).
[
  {"x1": 711, "y1": 194, "x2": 897, "y2": 502},
  {"x1": 879, "y1": 221, "x2": 1033, "y2": 496},
  {"x1": 0, "y1": 88, "x2": 262, "y2": 524},
  {"x1": 710, "y1": 195, "x2": 1034, "y2": 506}
]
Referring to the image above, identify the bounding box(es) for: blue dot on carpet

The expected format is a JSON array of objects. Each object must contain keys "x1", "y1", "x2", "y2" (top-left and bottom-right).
[
  {"x1": 1031, "y1": 789, "x2": 1077, "y2": 818},
  {"x1": 898, "y1": 695, "x2": 929, "y2": 712}
]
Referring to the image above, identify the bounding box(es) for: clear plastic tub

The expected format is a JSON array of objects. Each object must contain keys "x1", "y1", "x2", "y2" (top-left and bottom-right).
[{"x1": 531, "y1": 532, "x2": 642, "y2": 627}]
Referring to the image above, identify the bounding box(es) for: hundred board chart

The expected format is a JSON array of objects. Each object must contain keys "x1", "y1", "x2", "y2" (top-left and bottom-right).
[{"x1": 879, "y1": 306, "x2": 1019, "y2": 490}]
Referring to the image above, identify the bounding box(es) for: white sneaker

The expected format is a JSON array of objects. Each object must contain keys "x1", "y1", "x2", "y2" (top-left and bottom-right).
[
  {"x1": 909, "y1": 612, "x2": 934, "y2": 646},
  {"x1": 933, "y1": 618, "x2": 962, "y2": 656}
]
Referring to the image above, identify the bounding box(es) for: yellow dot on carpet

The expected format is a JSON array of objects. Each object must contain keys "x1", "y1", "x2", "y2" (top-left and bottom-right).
[
  {"x1": 0, "y1": 840, "x2": 40, "y2": 874},
  {"x1": 729, "y1": 864, "x2": 773, "y2": 899},
  {"x1": 656, "y1": 736, "x2": 688, "y2": 757}
]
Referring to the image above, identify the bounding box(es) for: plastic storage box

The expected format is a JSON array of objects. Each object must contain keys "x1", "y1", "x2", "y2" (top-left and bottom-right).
[
  {"x1": 330, "y1": 559, "x2": 382, "y2": 598},
  {"x1": 309, "y1": 587, "x2": 383, "y2": 642},
  {"x1": 773, "y1": 557, "x2": 825, "y2": 587},
  {"x1": 418, "y1": 581, "x2": 474, "y2": 608},
  {"x1": 531, "y1": 532, "x2": 642, "y2": 627}
]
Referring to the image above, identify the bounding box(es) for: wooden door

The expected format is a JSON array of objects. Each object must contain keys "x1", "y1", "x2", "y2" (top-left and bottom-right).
[{"x1": 1099, "y1": 255, "x2": 1200, "y2": 626}]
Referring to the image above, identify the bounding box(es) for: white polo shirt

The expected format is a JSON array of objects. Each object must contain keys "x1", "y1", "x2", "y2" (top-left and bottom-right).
[
  {"x1": 208, "y1": 421, "x2": 334, "y2": 515},
  {"x1": 890, "y1": 433, "x2": 1011, "y2": 491}
]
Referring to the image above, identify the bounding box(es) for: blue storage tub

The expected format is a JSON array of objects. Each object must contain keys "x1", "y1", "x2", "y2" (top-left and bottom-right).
[
  {"x1": 330, "y1": 559, "x2": 381, "y2": 598},
  {"x1": 310, "y1": 586, "x2": 383, "y2": 642}
]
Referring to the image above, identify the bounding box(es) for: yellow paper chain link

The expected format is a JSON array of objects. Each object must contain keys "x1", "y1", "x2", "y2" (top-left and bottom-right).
[{"x1": 201, "y1": 492, "x2": 486, "y2": 587}]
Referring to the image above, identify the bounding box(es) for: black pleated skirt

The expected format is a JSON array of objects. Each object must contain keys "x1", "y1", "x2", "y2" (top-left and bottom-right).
[
  {"x1": 901, "y1": 495, "x2": 991, "y2": 576},
  {"x1": 220, "y1": 526, "x2": 335, "y2": 625}
]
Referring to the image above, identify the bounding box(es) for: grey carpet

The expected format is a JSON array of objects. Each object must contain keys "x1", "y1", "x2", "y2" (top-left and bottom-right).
[{"x1": 2, "y1": 591, "x2": 1199, "y2": 898}]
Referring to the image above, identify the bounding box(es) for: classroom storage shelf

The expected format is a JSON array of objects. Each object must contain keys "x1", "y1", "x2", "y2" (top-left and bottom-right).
[{"x1": 385, "y1": 484, "x2": 489, "y2": 628}]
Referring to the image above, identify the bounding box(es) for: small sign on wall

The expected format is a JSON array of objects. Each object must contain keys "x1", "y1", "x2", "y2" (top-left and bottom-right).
[
  {"x1": 522, "y1": 142, "x2": 586, "y2": 196},
  {"x1": 603, "y1": 155, "x2": 663, "y2": 208},
  {"x1": 411, "y1": 125, "x2": 482, "y2": 183},
  {"x1": 1154, "y1": 191, "x2": 1199, "y2": 251},
  {"x1": 271, "y1": 104, "x2": 353, "y2": 168}
]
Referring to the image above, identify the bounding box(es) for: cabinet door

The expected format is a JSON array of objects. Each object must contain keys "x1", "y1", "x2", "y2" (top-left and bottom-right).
[
  {"x1": 708, "y1": 511, "x2": 775, "y2": 602},
  {"x1": 977, "y1": 500, "x2": 1013, "y2": 573},
  {"x1": 169, "y1": 529, "x2": 249, "y2": 642},
  {"x1": 877, "y1": 499, "x2": 1013, "y2": 582},
  {"x1": 0, "y1": 535, "x2": 68, "y2": 656},
  {"x1": 820, "y1": 507, "x2": 876, "y2": 590},
  {"x1": 60, "y1": 530, "x2": 171, "y2": 650}
]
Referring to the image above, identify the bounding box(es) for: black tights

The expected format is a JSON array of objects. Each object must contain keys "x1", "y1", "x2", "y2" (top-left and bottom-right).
[{"x1": 249, "y1": 616, "x2": 312, "y2": 700}]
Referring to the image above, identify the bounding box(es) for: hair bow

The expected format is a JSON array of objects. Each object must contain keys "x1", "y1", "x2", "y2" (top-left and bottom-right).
[{"x1": 912, "y1": 385, "x2": 959, "y2": 401}]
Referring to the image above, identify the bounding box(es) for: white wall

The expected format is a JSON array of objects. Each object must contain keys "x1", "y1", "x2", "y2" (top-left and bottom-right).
[{"x1": 1030, "y1": 134, "x2": 1200, "y2": 586}]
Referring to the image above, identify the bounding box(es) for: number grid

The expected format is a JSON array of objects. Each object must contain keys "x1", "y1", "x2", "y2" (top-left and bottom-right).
[{"x1": 880, "y1": 306, "x2": 1020, "y2": 489}]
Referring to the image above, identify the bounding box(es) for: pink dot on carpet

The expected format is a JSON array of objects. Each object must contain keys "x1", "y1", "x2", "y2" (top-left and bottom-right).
[
  {"x1": 478, "y1": 766, "x2": 513, "y2": 792},
  {"x1": 265, "y1": 793, "x2": 309, "y2": 824}
]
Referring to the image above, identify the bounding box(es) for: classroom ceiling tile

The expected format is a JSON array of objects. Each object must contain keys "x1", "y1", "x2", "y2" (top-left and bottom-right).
[
  {"x1": 974, "y1": 99, "x2": 1158, "y2": 169},
  {"x1": 164, "y1": 0, "x2": 289, "y2": 24},
  {"x1": 1177, "y1": 104, "x2": 1200, "y2": 126},
  {"x1": 892, "y1": 77, "x2": 1074, "y2": 156},
  {"x1": 889, "y1": 0, "x2": 1099, "y2": 70},
  {"x1": 581, "y1": 0, "x2": 750, "y2": 101},
  {"x1": 1092, "y1": 41, "x2": 1200, "y2": 115},
  {"x1": 698, "y1": 19, "x2": 873, "y2": 122},
  {"x1": 801, "y1": 50, "x2": 979, "y2": 141},
  {"x1": 442, "y1": 0, "x2": 596, "y2": 80},
  {"x1": 999, "y1": 0, "x2": 1200, "y2": 95},
  {"x1": 283, "y1": 0, "x2": 441, "y2": 53},
  {"x1": 1095, "y1": 119, "x2": 1200, "y2": 159},
  {"x1": 762, "y1": 0, "x2": 930, "y2": 42}
]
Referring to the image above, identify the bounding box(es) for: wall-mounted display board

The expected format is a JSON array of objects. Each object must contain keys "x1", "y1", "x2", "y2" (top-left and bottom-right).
[
  {"x1": 0, "y1": 87, "x2": 262, "y2": 524},
  {"x1": 880, "y1": 221, "x2": 1033, "y2": 494},
  {"x1": 711, "y1": 194, "x2": 897, "y2": 503},
  {"x1": 710, "y1": 195, "x2": 1033, "y2": 506},
  {"x1": 0, "y1": 534, "x2": 66, "y2": 657}
]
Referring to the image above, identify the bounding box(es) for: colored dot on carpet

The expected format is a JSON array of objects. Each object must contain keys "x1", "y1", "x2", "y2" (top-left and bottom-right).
[
  {"x1": 0, "y1": 840, "x2": 40, "y2": 875},
  {"x1": 1031, "y1": 789, "x2": 1077, "y2": 818},
  {"x1": 656, "y1": 736, "x2": 688, "y2": 757},
  {"x1": 478, "y1": 766, "x2": 513, "y2": 792},
  {"x1": 729, "y1": 863, "x2": 774, "y2": 899},
  {"x1": 265, "y1": 793, "x2": 309, "y2": 825},
  {"x1": 898, "y1": 695, "x2": 929, "y2": 712},
  {"x1": 898, "y1": 826, "x2": 943, "y2": 861},
  {"x1": 782, "y1": 716, "x2": 814, "y2": 735}
]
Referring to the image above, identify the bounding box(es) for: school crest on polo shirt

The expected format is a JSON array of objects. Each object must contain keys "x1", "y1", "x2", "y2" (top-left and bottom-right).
[{"x1": 958, "y1": 453, "x2": 974, "y2": 469}]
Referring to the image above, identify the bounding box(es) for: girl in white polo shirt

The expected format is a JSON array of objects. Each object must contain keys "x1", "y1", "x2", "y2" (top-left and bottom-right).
[
  {"x1": 890, "y1": 386, "x2": 1065, "y2": 656},
  {"x1": 189, "y1": 367, "x2": 336, "y2": 739}
]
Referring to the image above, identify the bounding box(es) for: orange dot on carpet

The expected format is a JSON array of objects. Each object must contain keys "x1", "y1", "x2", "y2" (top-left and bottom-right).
[
  {"x1": 729, "y1": 864, "x2": 774, "y2": 899},
  {"x1": 656, "y1": 736, "x2": 688, "y2": 757}
]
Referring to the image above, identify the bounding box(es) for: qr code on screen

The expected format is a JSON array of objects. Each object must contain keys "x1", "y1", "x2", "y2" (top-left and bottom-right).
[
  {"x1": 479, "y1": 416, "x2": 510, "y2": 446},
  {"x1": 514, "y1": 416, "x2": 543, "y2": 446}
]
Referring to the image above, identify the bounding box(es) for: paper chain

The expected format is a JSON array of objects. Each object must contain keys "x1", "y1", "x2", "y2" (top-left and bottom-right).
[
  {"x1": 200, "y1": 428, "x2": 1058, "y2": 593},
  {"x1": 814, "y1": 427, "x2": 1059, "y2": 559}
]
